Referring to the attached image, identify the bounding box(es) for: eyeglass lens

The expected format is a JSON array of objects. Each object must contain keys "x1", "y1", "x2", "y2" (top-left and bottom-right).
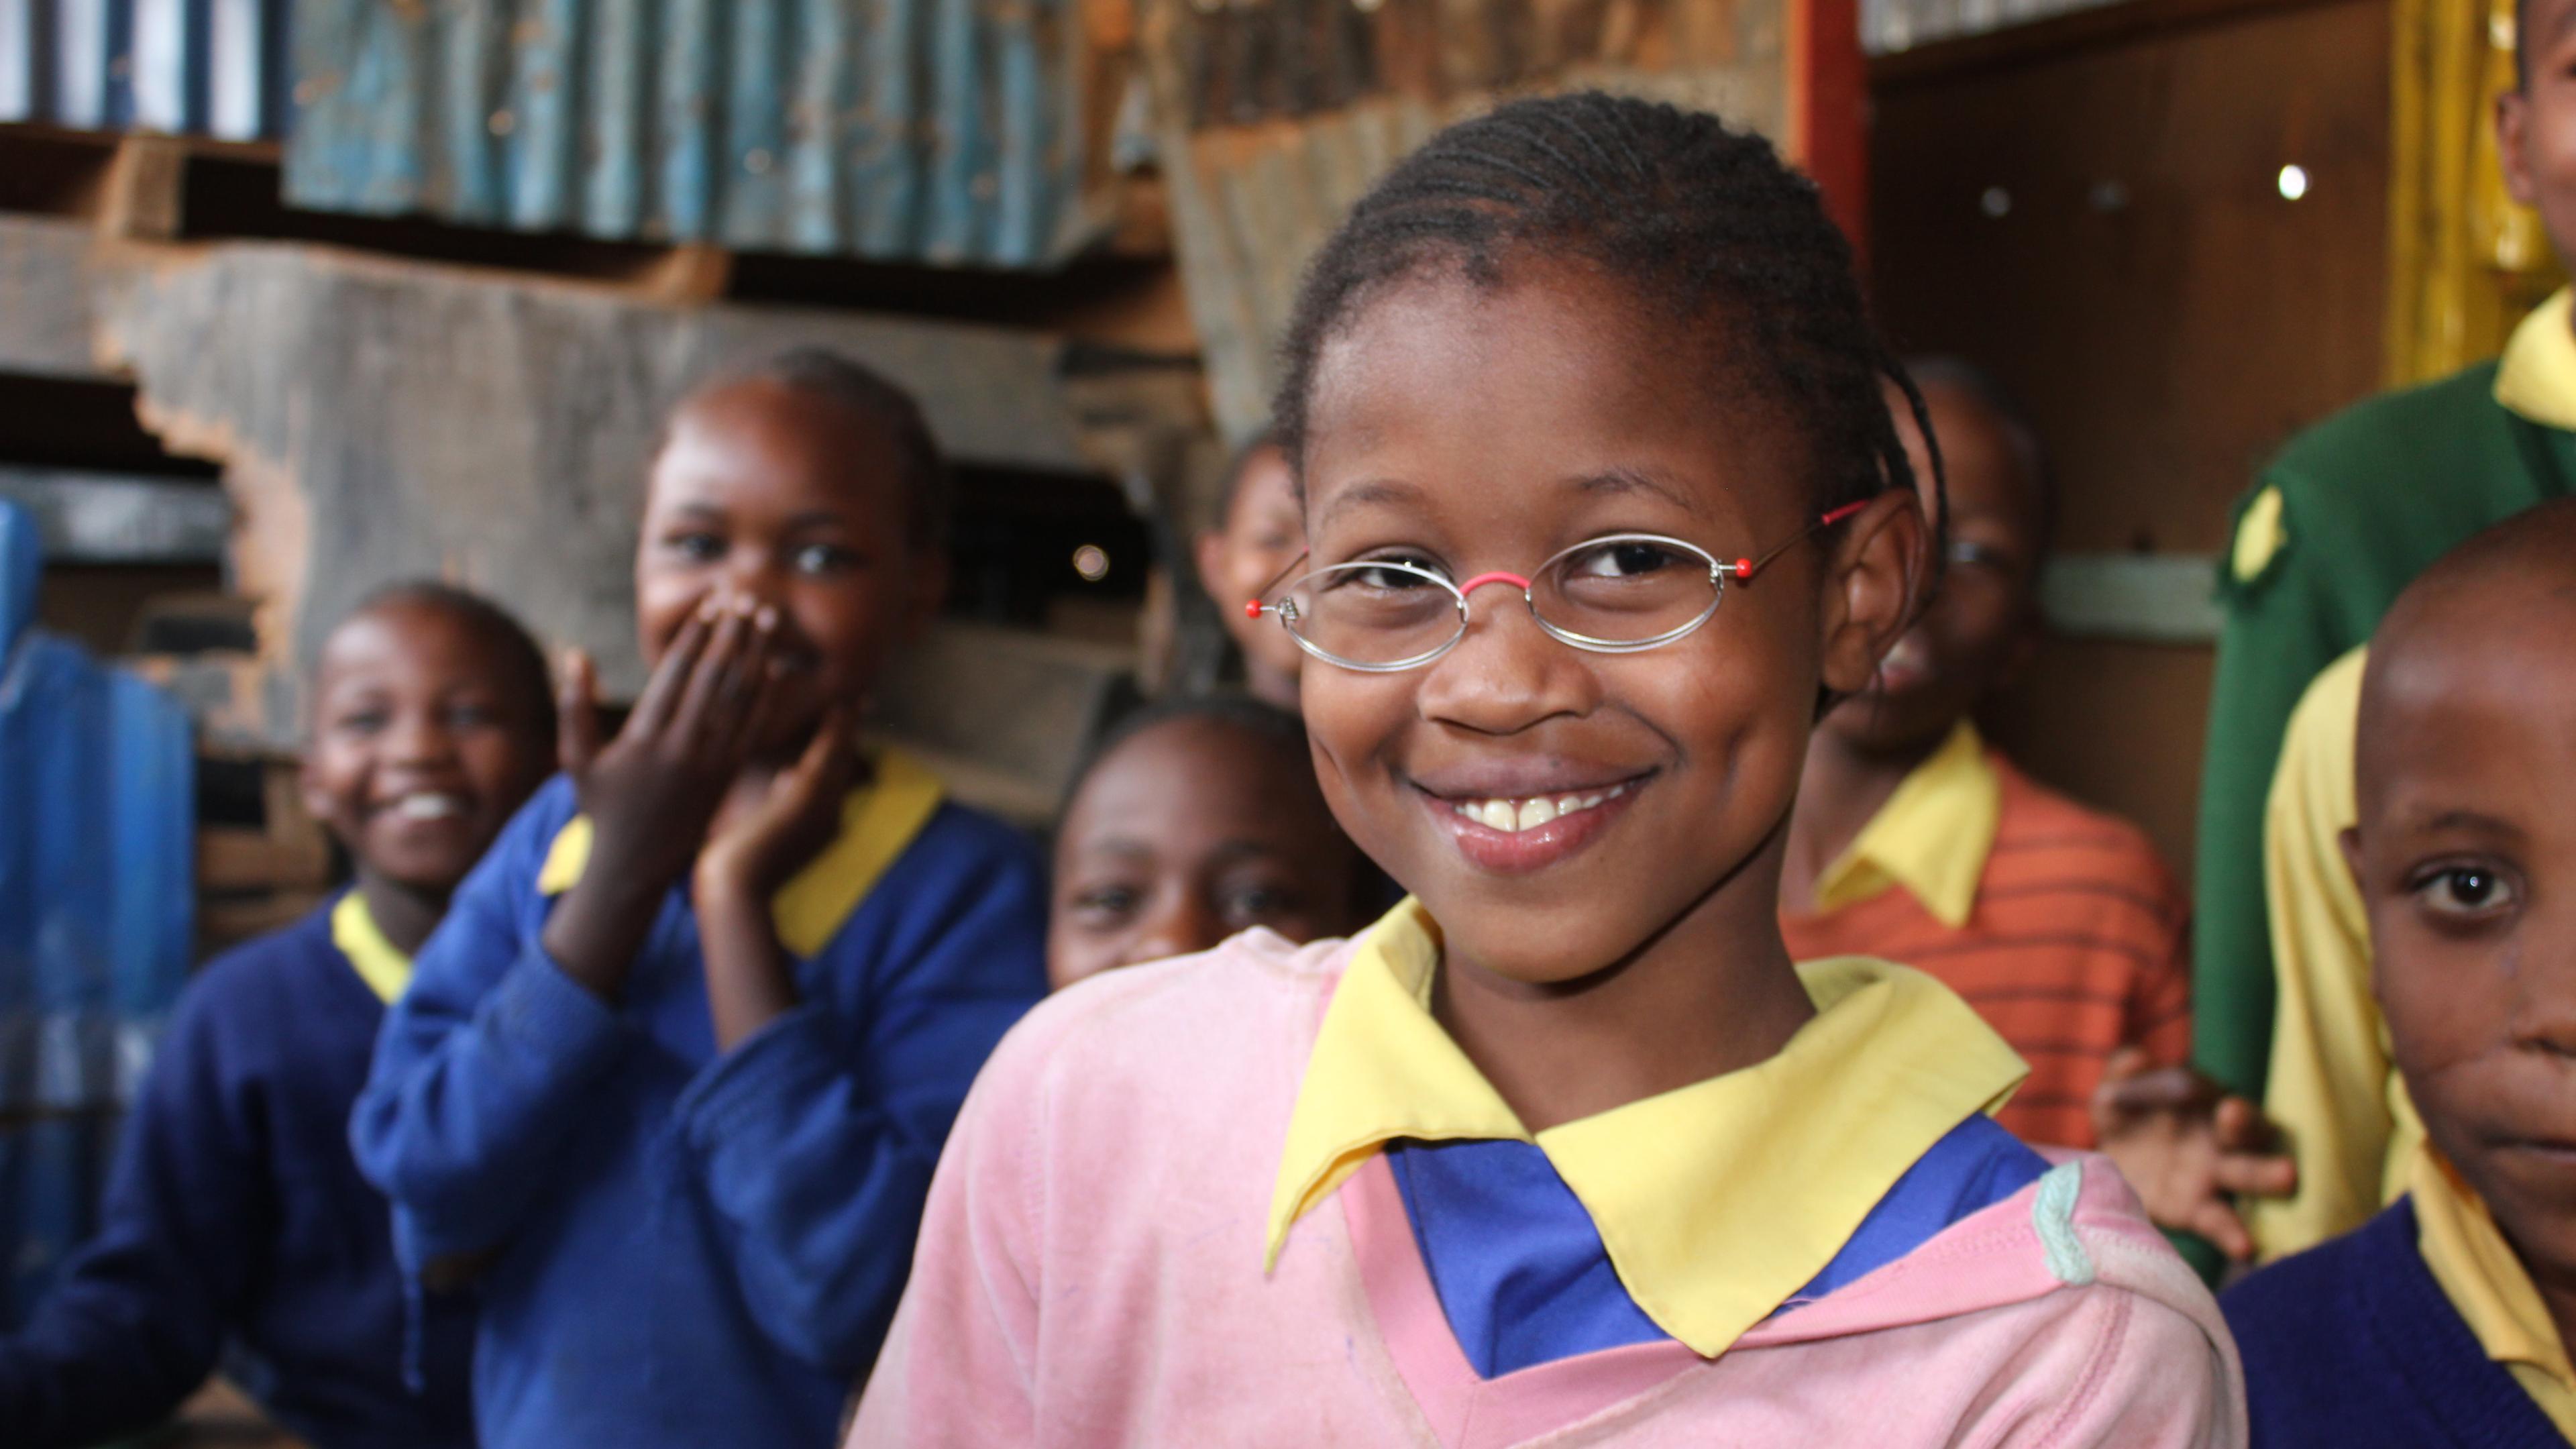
[{"x1": 1281, "y1": 537, "x2": 1721, "y2": 668}]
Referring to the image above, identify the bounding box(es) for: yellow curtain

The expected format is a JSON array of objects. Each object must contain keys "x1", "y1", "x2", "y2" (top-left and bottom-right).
[{"x1": 2385, "y1": 0, "x2": 2561, "y2": 384}]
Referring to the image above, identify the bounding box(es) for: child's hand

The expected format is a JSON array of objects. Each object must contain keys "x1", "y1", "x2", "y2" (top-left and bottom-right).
[
  {"x1": 2089, "y1": 1048, "x2": 2299, "y2": 1260},
  {"x1": 697, "y1": 707, "x2": 860, "y2": 903},
  {"x1": 541, "y1": 595, "x2": 785, "y2": 996},
  {"x1": 559, "y1": 596, "x2": 784, "y2": 890}
]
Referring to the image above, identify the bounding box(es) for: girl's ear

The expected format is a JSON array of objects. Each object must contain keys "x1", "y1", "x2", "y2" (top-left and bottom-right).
[{"x1": 1815, "y1": 490, "x2": 1930, "y2": 697}]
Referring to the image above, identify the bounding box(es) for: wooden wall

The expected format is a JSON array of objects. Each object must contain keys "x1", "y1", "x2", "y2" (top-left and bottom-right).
[{"x1": 1868, "y1": 0, "x2": 2392, "y2": 872}]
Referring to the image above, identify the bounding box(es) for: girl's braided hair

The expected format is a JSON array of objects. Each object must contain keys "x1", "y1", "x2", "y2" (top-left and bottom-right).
[{"x1": 1273, "y1": 91, "x2": 1943, "y2": 541}]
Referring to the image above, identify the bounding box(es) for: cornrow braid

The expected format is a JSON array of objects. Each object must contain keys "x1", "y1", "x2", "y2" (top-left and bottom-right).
[{"x1": 1273, "y1": 91, "x2": 1943, "y2": 564}]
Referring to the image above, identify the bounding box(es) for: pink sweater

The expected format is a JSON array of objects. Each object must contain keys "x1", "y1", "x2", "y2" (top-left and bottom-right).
[{"x1": 851, "y1": 930, "x2": 2246, "y2": 1448}]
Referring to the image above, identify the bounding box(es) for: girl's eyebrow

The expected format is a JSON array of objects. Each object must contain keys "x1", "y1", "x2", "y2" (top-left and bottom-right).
[
  {"x1": 1571, "y1": 465, "x2": 1698, "y2": 514},
  {"x1": 1313, "y1": 478, "x2": 1422, "y2": 531}
]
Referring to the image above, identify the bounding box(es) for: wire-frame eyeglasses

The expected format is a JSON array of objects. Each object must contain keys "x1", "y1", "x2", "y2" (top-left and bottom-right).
[{"x1": 1244, "y1": 502, "x2": 1869, "y2": 673}]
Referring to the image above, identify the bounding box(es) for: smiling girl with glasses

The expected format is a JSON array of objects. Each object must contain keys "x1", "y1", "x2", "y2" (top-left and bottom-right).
[{"x1": 851, "y1": 93, "x2": 2242, "y2": 1448}]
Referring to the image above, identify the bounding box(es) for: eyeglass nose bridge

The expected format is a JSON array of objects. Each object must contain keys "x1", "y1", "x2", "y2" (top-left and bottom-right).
[{"x1": 1454, "y1": 570, "x2": 1534, "y2": 598}]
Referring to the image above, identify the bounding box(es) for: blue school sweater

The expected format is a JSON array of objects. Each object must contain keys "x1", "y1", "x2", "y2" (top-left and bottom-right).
[
  {"x1": 2222, "y1": 1197, "x2": 2567, "y2": 1448},
  {"x1": 351, "y1": 769, "x2": 1049, "y2": 1449},
  {"x1": 0, "y1": 900, "x2": 475, "y2": 1449}
]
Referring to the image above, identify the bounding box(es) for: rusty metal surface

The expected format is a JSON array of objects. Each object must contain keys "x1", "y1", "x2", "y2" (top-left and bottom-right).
[
  {"x1": 283, "y1": 0, "x2": 1128, "y2": 268},
  {"x1": 1143, "y1": 0, "x2": 1790, "y2": 441},
  {"x1": 0, "y1": 0, "x2": 290, "y2": 139}
]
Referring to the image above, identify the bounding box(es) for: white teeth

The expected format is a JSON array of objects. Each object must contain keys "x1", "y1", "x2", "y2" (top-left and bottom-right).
[
  {"x1": 392, "y1": 794, "x2": 466, "y2": 821},
  {"x1": 1452, "y1": 781, "x2": 1633, "y2": 833}
]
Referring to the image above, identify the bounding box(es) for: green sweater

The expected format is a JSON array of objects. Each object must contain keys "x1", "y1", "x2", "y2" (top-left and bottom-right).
[{"x1": 2194, "y1": 359, "x2": 2575, "y2": 1099}]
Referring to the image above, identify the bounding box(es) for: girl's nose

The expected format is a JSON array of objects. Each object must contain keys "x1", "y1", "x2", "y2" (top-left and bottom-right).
[
  {"x1": 1415, "y1": 590, "x2": 1595, "y2": 735},
  {"x1": 1127, "y1": 895, "x2": 1224, "y2": 967}
]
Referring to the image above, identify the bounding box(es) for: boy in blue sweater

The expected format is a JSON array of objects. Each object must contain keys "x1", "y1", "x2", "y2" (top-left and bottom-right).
[
  {"x1": 2223, "y1": 498, "x2": 2576, "y2": 1446},
  {"x1": 352, "y1": 350, "x2": 1050, "y2": 1449},
  {"x1": 0, "y1": 581, "x2": 559, "y2": 1448}
]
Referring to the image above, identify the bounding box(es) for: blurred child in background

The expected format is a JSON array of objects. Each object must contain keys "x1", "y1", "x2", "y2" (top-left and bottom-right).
[
  {"x1": 353, "y1": 351, "x2": 1049, "y2": 1449},
  {"x1": 1779, "y1": 362, "x2": 2291, "y2": 1259},
  {"x1": 0, "y1": 582, "x2": 555, "y2": 1448},
  {"x1": 1049, "y1": 694, "x2": 1375, "y2": 991},
  {"x1": 2194, "y1": 0, "x2": 2576, "y2": 1134},
  {"x1": 2225, "y1": 500, "x2": 2576, "y2": 1448},
  {"x1": 1195, "y1": 436, "x2": 1308, "y2": 708}
]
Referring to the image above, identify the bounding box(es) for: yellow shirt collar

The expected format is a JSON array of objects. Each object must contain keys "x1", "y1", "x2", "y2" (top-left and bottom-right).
[
  {"x1": 1811, "y1": 719, "x2": 2000, "y2": 930},
  {"x1": 534, "y1": 747, "x2": 945, "y2": 958},
  {"x1": 2495, "y1": 287, "x2": 2576, "y2": 431},
  {"x1": 1265, "y1": 899, "x2": 2030, "y2": 1359},
  {"x1": 2410, "y1": 1141, "x2": 2576, "y2": 1440},
  {"x1": 331, "y1": 892, "x2": 415, "y2": 1005}
]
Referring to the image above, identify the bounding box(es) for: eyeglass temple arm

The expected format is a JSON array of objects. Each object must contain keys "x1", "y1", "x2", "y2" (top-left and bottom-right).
[
  {"x1": 1244, "y1": 551, "x2": 1312, "y2": 618},
  {"x1": 1731, "y1": 500, "x2": 1871, "y2": 581}
]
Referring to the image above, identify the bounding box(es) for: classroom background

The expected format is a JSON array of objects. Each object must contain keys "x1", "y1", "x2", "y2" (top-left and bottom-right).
[{"x1": 0, "y1": 0, "x2": 2546, "y2": 1440}]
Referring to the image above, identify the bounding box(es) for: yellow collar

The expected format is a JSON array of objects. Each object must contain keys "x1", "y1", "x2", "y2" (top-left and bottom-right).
[
  {"x1": 2410, "y1": 1141, "x2": 2576, "y2": 1438},
  {"x1": 2495, "y1": 288, "x2": 2576, "y2": 431},
  {"x1": 1265, "y1": 899, "x2": 2029, "y2": 1358},
  {"x1": 1811, "y1": 719, "x2": 2000, "y2": 929},
  {"x1": 535, "y1": 748, "x2": 945, "y2": 958},
  {"x1": 331, "y1": 892, "x2": 415, "y2": 1005}
]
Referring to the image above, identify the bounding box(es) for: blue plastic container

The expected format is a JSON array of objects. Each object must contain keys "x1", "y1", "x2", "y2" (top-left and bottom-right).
[{"x1": 0, "y1": 499, "x2": 195, "y2": 1327}]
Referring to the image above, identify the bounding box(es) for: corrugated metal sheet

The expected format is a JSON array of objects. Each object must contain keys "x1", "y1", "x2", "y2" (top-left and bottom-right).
[
  {"x1": 0, "y1": 499, "x2": 195, "y2": 1326},
  {"x1": 0, "y1": 0, "x2": 292, "y2": 139},
  {"x1": 1142, "y1": 0, "x2": 1795, "y2": 442},
  {"x1": 284, "y1": 0, "x2": 1126, "y2": 268}
]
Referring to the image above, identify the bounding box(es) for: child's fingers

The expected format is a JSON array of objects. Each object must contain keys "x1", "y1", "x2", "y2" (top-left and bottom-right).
[
  {"x1": 2212, "y1": 1150, "x2": 2298, "y2": 1201},
  {"x1": 2188, "y1": 1200, "x2": 2257, "y2": 1262},
  {"x1": 669, "y1": 599, "x2": 757, "y2": 747},
  {"x1": 557, "y1": 649, "x2": 601, "y2": 776},
  {"x1": 705, "y1": 606, "x2": 786, "y2": 756},
  {"x1": 630, "y1": 603, "x2": 716, "y2": 737}
]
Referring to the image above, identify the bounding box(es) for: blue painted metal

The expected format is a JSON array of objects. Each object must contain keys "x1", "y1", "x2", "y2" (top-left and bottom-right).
[
  {"x1": 0, "y1": 499, "x2": 195, "y2": 1328},
  {"x1": 0, "y1": 0, "x2": 290, "y2": 140},
  {"x1": 284, "y1": 0, "x2": 1102, "y2": 267}
]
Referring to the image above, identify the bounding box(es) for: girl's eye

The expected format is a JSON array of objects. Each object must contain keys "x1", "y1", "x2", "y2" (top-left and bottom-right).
[
  {"x1": 1071, "y1": 884, "x2": 1144, "y2": 921},
  {"x1": 664, "y1": 531, "x2": 725, "y2": 564},
  {"x1": 1222, "y1": 882, "x2": 1305, "y2": 924},
  {"x1": 1564, "y1": 539, "x2": 1688, "y2": 580},
  {"x1": 2414, "y1": 865, "x2": 2519, "y2": 918},
  {"x1": 445, "y1": 702, "x2": 498, "y2": 729},
  {"x1": 793, "y1": 542, "x2": 863, "y2": 576},
  {"x1": 334, "y1": 708, "x2": 390, "y2": 736},
  {"x1": 1329, "y1": 557, "x2": 1443, "y2": 592}
]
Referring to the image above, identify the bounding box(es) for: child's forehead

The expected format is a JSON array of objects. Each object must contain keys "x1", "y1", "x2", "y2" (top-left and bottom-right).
[
  {"x1": 651, "y1": 380, "x2": 901, "y2": 496},
  {"x1": 2359, "y1": 596, "x2": 2576, "y2": 824},
  {"x1": 1302, "y1": 269, "x2": 1795, "y2": 533},
  {"x1": 315, "y1": 602, "x2": 511, "y2": 691}
]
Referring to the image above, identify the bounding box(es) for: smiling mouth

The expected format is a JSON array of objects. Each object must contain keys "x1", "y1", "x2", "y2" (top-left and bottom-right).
[
  {"x1": 1446, "y1": 781, "x2": 1639, "y2": 834},
  {"x1": 380, "y1": 792, "x2": 470, "y2": 823}
]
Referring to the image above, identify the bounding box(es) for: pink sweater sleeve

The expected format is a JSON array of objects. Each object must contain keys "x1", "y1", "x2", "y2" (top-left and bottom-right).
[
  {"x1": 845, "y1": 1016, "x2": 1046, "y2": 1447},
  {"x1": 2010, "y1": 1285, "x2": 2241, "y2": 1449}
]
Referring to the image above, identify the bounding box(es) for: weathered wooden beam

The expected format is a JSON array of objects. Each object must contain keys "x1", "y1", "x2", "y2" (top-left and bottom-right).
[
  {"x1": 0, "y1": 466, "x2": 230, "y2": 564},
  {"x1": 0, "y1": 215, "x2": 107, "y2": 378}
]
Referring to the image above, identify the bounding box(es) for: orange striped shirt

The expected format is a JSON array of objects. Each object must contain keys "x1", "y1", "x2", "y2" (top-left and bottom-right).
[{"x1": 1782, "y1": 745, "x2": 2192, "y2": 1150}]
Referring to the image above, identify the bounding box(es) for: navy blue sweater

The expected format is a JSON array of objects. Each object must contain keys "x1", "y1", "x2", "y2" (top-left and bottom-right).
[
  {"x1": 0, "y1": 900, "x2": 475, "y2": 1448},
  {"x1": 2222, "y1": 1195, "x2": 2567, "y2": 1448},
  {"x1": 352, "y1": 773, "x2": 1049, "y2": 1449}
]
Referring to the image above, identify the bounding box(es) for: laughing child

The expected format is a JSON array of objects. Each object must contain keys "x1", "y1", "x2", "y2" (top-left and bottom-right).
[
  {"x1": 1048, "y1": 694, "x2": 1373, "y2": 990},
  {"x1": 0, "y1": 582, "x2": 555, "y2": 1448},
  {"x1": 851, "y1": 94, "x2": 2239, "y2": 1447},
  {"x1": 1780, "y1": 363, "x2": 2292, "y2": 1261},
  {"x1": 2224, "y1": 498, "x2": 2576, "y2": 1447},
  {"x1": 352, "y1": 351, "x2": 1050, "y2": 1448}
]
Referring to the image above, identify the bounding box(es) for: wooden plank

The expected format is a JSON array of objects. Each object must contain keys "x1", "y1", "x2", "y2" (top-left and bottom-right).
[
  {"x1": 85, "y1": 239, "x2": 1118, "y2": 683},
  {"x1": 1869, "y1": 0, "x2": 2364, "y2": 86},
  {"x1": 0, "y1": 466, "x2": 231, "y2": 563},
  {"x1": 97, "y1": 133, "x2": 191, "y2": 240},
  {"x1": 0, "y1": 215, "x2": 107, "y2": 378},
  {"x1": 2038, "y1": 552, "x2": 2224, "y2": 642}
]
